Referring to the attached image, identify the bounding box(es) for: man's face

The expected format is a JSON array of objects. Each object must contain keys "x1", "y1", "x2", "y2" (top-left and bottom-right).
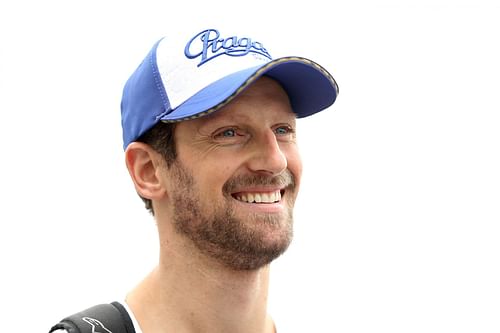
[{"x1": 163, "y1": 77, "x2": 302, "y2": 270}]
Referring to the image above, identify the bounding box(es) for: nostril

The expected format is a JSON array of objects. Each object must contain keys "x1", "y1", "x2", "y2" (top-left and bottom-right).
[{"x1": 245, "y1": 134, "x2": 288, "y2": 176}]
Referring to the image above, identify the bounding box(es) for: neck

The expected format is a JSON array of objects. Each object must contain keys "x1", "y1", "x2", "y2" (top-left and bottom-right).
[{"x1": 126, "y1": 220, "x2": 275, "y2": 333}]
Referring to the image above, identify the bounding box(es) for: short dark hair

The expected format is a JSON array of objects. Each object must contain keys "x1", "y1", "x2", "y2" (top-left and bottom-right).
[{"x1": 135, "y1": 121, "x2": 177, "y2": 215}]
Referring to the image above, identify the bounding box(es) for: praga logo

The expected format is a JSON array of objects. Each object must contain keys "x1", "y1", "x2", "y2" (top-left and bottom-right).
[{"x1": 185, "y1": 28, "x2": 272, "y2": 67}]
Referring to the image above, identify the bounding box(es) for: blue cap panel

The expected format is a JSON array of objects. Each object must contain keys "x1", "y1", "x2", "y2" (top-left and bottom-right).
[
  {"x1": 121, "y1": 40, "x2": 171, "y2": 149},
  {"x1": 265, "y1": 61, "x2": 338, "y2": 118}
]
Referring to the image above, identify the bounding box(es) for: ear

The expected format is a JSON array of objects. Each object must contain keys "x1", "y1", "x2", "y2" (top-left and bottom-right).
[{"x1": 125, "y1": 142, "x2": 166, "y2": 201}]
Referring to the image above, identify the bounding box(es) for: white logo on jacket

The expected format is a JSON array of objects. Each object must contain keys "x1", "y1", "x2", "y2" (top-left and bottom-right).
[{"x1": 82, "y1": 317, "x2": 113, "y2": 333}]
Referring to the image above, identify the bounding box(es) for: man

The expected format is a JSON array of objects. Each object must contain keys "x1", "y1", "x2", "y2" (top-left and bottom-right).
[{"x1": 50, "y1": 27, "x2": 338, "y2": 333}]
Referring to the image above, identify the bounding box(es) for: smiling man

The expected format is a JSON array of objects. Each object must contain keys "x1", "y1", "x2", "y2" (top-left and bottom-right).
[
  {"x1": 152, "y1": 78, "x2": 299, "y2": 273},
  {"x1": 50, "y1": 28, "x2": 338, "y2": 333}
]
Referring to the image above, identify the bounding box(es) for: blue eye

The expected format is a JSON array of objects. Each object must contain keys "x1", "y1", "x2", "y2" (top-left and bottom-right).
[
  {"x1": 214, "y1": 128, "x2": 239, "y2": 139},
  {"x1": 221, "y1": 129, "x2": 236, "y2": 137},
  {"x1": 275, "y1": 127, "x2": 287, "y2": 135},
  {"x1": 275, "y1": 126, "x2": 292, "y2": 135}
]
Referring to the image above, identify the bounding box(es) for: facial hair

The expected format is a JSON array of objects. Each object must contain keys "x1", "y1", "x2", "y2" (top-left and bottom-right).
[{"x1": 169, "y1": 161, "x2": 296, "y2": 271}]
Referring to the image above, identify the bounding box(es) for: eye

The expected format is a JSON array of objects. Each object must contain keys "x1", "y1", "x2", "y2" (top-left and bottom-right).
[
  {"x1": 214, "y1": 128, "x2": 238, "y2": 138},
  {"x1": 212, "y1": 127, "x2": 248, "y2": 144},
  {"x1": 274, "y1": 125, "x2": 294, "y2": 136},
  {"x1": 222, "y1": 128, "x2": 236, "y2": 137}
]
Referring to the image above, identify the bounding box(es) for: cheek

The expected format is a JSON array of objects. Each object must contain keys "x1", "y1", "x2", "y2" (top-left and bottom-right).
[
  {"x1": 285, "y1": 146, "x2": 303, "y2": 186},
  {"x1": 177, "y1": 148, "x2": 234, "y2": 192},
  {"x1": 198, "y1": 162, "x2": 239, "y2": 196}
]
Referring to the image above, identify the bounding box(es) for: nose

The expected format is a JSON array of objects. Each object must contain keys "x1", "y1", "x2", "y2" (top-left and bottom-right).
[{"x1": 246, "y1": 131, "x2": 288, "y2": 175}]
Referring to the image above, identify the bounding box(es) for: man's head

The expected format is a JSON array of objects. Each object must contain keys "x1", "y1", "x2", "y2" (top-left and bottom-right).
[{"x1": 121, "y1": 27, "x2": 338, "y2": 270}]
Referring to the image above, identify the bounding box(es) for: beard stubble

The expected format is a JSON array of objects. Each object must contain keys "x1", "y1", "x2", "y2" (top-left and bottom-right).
[{"x1": 169, "y1": 161, "x2": 296, "y2": 271}]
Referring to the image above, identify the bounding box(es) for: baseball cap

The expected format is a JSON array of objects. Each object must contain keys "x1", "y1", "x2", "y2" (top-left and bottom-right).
[{"x1": 121, "y1": 28, "x2": 339, "y2": 149}]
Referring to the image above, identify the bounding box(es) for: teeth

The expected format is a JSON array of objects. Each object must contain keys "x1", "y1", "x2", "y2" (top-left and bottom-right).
[{"x1": 236, "y1": 191, "x2": 281, "y2": 203}]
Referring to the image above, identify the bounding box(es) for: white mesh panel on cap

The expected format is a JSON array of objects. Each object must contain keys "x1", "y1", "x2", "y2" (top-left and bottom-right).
[{"x1": 156, "y1": 28, "x2": 271, "y2": 110}]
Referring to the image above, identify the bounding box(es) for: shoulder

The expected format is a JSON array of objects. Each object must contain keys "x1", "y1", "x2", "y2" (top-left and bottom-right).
[{"x1": 49, "y1": 301, "x2": 139, "y2": 333}]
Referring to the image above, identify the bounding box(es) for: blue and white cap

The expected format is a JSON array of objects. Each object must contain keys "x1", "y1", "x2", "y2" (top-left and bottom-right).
[{"x1": 121, "y1": 28, "x2": 339, "y2": 149}]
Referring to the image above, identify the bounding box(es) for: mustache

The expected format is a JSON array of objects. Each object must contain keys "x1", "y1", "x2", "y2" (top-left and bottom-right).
[{"x1": 223, "y1": 170, "x2": 295, "y2": 193}]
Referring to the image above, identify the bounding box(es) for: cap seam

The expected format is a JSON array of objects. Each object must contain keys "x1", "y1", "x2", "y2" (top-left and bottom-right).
[{"x1": 150, "y1": 39, "x2": 170, "y2": 120}]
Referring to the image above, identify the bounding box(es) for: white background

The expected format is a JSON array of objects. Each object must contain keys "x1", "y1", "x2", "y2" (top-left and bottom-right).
[{"x1": 1, "y1": 0, "x2": 499, "y2": 332}]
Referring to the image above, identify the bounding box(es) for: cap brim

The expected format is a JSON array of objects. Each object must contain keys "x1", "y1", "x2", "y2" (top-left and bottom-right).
[{"x1": 159, "y1": 56, "x2": 339, "y2": 122}]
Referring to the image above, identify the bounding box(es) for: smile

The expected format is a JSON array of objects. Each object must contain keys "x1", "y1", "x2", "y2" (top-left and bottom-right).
[{"x1": 233, "y1": 190, "x2": 283, "y2": 204}]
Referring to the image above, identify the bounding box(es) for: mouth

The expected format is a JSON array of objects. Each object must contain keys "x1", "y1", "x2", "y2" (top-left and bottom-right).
[{"x1": 231, "y1": 189, "x2": 285, "y2": 204}]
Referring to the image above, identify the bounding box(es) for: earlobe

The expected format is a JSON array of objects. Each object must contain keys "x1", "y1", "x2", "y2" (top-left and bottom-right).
[{"x1": 125, "y1": 142, "x2": 166, "y2": 201}]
